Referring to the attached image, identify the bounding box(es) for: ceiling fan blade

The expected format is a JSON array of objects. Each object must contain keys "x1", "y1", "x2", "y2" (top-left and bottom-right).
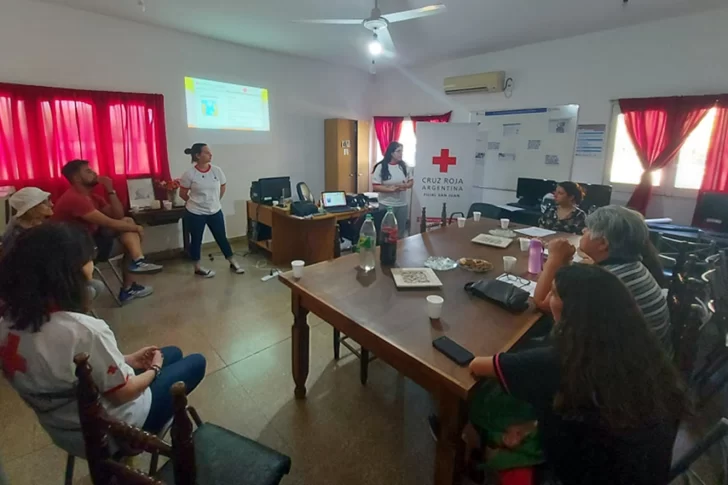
[
  {"x1": 382, "y1": 4, "x2": 446, "y2": 23},
  {"x1": 377, "y1": 27, "x2": 397, "y2": 59},
  {"x1": 294, "y1": 19, "x2": 363, "y2": 25}
]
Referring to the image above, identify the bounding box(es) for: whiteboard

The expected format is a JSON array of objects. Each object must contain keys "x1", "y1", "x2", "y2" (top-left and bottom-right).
[{"x1": 470, "y1": 105, "x2": 579, "y2": 191}]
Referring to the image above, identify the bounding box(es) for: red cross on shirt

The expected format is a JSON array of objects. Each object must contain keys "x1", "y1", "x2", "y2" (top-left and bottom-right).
[
  {"x1": 0, "y1": 334, "x2": 27, "y2": 379},
  {"x1": 432, "y1": 149, "x2": 457, "y2": 173}
]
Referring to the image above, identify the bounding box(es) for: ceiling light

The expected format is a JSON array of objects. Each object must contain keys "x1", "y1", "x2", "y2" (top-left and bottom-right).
[{"x1": 368, "y1": 39, "x2": 383, "y2": 56}]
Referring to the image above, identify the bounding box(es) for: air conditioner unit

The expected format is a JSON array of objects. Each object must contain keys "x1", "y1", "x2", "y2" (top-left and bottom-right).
[{"x1": 443, "y1": 71, "x2": 505, "y2": 94}]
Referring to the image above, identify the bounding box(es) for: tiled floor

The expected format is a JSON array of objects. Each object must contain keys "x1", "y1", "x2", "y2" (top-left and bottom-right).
[{"x1": 0, "y1": 245, "x2": 725, "y2": 484}]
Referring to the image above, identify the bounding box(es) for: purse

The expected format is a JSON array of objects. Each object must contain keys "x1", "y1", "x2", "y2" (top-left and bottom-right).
[
  {"x1": 464, "y1": 279, "x2": 530, "y2": 313},
  {"x1": 290, "y1": 201, "x2": 319, "y2": 217}
]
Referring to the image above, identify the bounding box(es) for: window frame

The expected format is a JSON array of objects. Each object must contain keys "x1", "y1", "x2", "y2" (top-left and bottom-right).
[{"x1": 604, "y1": 101, "x2": 705, "y2": 199}]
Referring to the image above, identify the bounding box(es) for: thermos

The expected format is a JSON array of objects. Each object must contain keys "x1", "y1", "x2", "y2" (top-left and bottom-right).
[{"x1": 528, "y1": 239, "x2": 543, "y2": 274}]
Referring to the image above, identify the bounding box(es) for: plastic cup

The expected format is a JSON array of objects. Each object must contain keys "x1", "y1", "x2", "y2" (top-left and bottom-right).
[
  {"x1": 162, "y1": 200, "x2": 172, "y2": 210},
  {"x1": 519, "y1": 238, "x2": 530, "y2": 252},
  {"x1": 500, "y1": 218, "x2": 510, "y2": 229},
  {"x1": 473, "y1": 211, "x2": 482, "y2": 222},
  {"x1": 503, "y1": 256, "x2": 517, "y2": 273},
  {"x1": 457, "y1": 217, "x2": 466, "y2": 228},
  {"x1": 291, "y1": 260, "x2": 305, "y2": 279},
  {"x1": 426, "y1": 295, "x2": 444, "y2": 320}
]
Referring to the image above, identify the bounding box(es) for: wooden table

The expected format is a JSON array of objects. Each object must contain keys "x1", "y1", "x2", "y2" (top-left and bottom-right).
[
  {"x1": 130, "y1": 207, "x2": 190, "y2": 255},
  {"x1": 246, "y1": 201, "x2": 367, "y2": 266},
  {"x1": 279, "y1": 219, "x2": 570, "y2": 485}
]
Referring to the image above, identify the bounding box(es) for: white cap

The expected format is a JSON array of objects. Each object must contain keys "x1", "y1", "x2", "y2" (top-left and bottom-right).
[{"x1": 10, "y1": 187, "x2": 51, "y2": 217}]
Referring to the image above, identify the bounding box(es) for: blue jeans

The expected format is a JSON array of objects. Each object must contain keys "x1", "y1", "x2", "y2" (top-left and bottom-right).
[
  {"x1": 184, "y1": 209, "x2": 233, "y2": 262},
  {"x1": 142, "y1": 346, "x2": 206, "y2": 434}
]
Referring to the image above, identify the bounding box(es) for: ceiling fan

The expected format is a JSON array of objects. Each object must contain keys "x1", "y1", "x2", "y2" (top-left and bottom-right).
[{"x1": 296, "y1": 1, "x2": 446, "y2": 71}]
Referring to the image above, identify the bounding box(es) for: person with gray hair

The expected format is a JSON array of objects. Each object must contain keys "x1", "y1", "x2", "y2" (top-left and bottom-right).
[{"x1": 534, "y1": 205, "x2": 672, "y2": 356}]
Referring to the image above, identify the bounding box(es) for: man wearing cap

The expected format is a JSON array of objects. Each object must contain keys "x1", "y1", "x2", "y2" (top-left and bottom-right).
[{"x1": 2, "y1": 187, "x2": 54, "y2": 249}]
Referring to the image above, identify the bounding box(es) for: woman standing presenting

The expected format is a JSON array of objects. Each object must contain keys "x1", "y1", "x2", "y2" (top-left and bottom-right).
[
  {"x1": 537, "y1": 181, "x2": 586, "y2": 234},
  {"x1": 371, "y1": 142, "x2": 413, "y2": 239},
  {"x1": 179, "y1": 143, "x2": 245, "y2": 277}
]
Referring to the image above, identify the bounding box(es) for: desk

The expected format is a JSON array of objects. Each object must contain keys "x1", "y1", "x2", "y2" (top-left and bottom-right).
[
  {"x1": 246, "y1": 201, "x2": 366, "y2": 266},
  {"x1": 279, "y1": 219, "x2": 568, "y2": 485},
  {"x1": 131, "y1": 207, "x2": 189, "y2": 255}
]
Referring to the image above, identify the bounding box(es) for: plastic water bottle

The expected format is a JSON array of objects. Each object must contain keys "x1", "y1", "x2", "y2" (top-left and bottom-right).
[
  {"x1": 358, "y1": 214, "x2": 377, "y2": 272},
  {"x1": 528, "y1": 239, "x2": 544, "y2": 274},
  {"x1": 380, "y1": 207, "x2": 398, "y2": 266}
]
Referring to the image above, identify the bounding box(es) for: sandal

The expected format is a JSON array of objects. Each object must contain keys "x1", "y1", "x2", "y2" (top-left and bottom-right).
[
  {"x1": 230, "y1": 262, "x2": 245, "y2": 274},
  {"x1": 195, "y1": 268, "x2": 216, "y2": 278}
]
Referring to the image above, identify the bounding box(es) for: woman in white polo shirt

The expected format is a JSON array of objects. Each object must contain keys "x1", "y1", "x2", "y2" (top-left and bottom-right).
[
  {"x1": 371, "y1": 141, "x2": 413, "y2": 239},
  {"x1": 0, "y1": 223, "x2": 206, "y2": 458},
  {"x1": 180, "y1": 143, "x2": 244, "y2": 277}
]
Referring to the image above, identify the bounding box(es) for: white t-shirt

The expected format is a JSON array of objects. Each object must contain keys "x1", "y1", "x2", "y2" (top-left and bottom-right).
[
  {"x1": 0, "y1": 312, "x2": 151, "y2": 457},
  {"x1": 372, "y1": 162, "x2": 412, "y2": 207},
  {"x1": 179, "y1": 164, "x2": 227, "y2": 215}
]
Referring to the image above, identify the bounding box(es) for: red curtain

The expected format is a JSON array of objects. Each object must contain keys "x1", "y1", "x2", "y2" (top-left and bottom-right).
[
  {"x1": 0, "y1": 82, "x2": 170, "y2": 208},
  {"x1": 410, "y1": 111, "x2": 452, "y2": 134},
  {"x1": 619, "y1": 95, "x2": 715, "y2": 214},
  {"x1": 373, "y1": 116, "x2": 404, "y2": 155},
  {"x1": 699, "y1": 95, "x2": 728, "y2": 193}
]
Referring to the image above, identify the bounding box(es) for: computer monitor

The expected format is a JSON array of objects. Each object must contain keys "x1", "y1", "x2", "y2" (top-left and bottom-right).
[
  {"x1": 581, "y1": 183, "x2": 612, "y2": 210},
  {"x1": 516, "y1": 178, "x2": 557, "y2": 205},
  {"x1": 693, "y1": 191, "x2": 728, "y2": 233},
  {"x1": 257, "y1": 176, "x2": 291, "y2": 204},
  {"x1": 321, "y1": 191, "x2": 347, "y2": 208}
]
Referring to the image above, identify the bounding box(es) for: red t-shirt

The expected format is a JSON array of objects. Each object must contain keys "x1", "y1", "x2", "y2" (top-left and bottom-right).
[{"x1": 53, "y1": 188, "x2": 108, "y2": 235}]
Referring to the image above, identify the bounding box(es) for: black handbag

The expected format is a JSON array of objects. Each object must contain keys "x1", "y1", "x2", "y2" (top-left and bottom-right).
[
  {"x1": 464, "y1": 279, "x2": 530, "y2": 313},
  {"x1": 290, "y1": 201, "x2": 319, "y2": 217}
]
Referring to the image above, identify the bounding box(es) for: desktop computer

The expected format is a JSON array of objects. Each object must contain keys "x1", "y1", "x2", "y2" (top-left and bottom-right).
[
  {"x1": 693, "y1": 191, "x2": 728, "y2": 233},
  {"x1": 250, "y1": 176, "x2": 291, "y2": 205},
  {"x1": 515, "y1": 178, "x2": 557, "y2": 206}
]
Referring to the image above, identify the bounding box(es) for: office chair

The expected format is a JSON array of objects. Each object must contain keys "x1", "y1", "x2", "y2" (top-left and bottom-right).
[{"x1": 296, "y1": 182, "x2": 314, "y2": 202}]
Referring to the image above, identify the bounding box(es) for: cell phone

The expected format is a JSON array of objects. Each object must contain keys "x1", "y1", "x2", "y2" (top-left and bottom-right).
[{"x1": 432, "y1": 336, "x2": 475, "y2": 366}]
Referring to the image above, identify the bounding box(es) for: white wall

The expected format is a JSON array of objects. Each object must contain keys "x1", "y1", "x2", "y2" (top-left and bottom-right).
[
  {"x1": 369, "y1": 7, "x2": 728, "y2": 224},
  {"x1": 0, "y1": 0, "x2": 370, "y2": 252}
]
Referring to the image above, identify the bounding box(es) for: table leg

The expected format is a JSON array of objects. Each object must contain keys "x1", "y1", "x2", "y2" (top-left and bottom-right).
[
  {"x1": 291, "y1": 293, "x2": 310, "y2": 399},
  {"x1": 434, "y1": 393, "x2": 467, "y2": 485}
]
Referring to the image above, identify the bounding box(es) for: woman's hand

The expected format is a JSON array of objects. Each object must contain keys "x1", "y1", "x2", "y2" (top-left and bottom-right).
[
  {"x1": 547, "y1": 239, "x2": 576, "y2": 266},
  {"x1": 125, "y1": 346, "x2": 159, "y2": 370},
  {"x1": 151, "y1": 350, "x2": 164, "y2": 369},
  {"x1": 502, "y1": 422, "x2": 538, "y2": 449}
]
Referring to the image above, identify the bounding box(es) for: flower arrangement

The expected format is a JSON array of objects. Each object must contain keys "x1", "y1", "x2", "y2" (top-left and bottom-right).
[{"x1": 154, "y1": 178, "x2": 181, "y2": 191}]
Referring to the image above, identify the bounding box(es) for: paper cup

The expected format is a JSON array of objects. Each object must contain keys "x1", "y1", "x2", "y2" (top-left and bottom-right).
[
  {"x1": 500, "y1": 218, "x2": 510, "y2": 229},
  {"x1": 457, "y1": 217, "x2": 466, "y2": 228},
  {"x1": 503, "y1": 256, "x2": 517, "y2": 273},
  {"x1": 519, "y1": 238, "x2": 530, "y2": 252},
  {"x1": 426, "y1": 295, "x2": 444, "y2": 320},
  {"x1": 473, "y1": 211, "x2": 482, "y2": 222},
  {"x1": 291, "y1": 260, "x2": 305, "y2": 279},
  {"x1": 162, "y1": 200, "x2": 172, "y2": 210}
]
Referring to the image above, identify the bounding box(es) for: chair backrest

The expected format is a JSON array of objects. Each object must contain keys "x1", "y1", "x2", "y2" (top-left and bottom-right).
[
  {"x1": 296, "y1": 182, "x2": 313, "y2": 202},
  {"x1": 74, "y1": 354, "x2": 196, "y2": 485},
  {"x1": 667, "y1": 274, "x2": 706, "y2": 377},
  {"x1": 668, "y1": 418, "x2": 728, "y2": 481},
  {"x1": 466, "y1": 203, "x2": 503, "y2": 220}
]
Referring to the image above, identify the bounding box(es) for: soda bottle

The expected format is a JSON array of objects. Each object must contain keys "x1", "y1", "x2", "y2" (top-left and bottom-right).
[
  {"x1": 358, "y1": 214, "x2": 377, "y2": 272},
  {"x1": 380, "y1": 207, "x2": 398, "y2": 266}
]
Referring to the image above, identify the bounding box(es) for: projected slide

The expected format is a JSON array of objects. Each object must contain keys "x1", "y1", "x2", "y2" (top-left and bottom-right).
[{"x1": 185, "y1": 77, "x2": 270, "y2": 131}]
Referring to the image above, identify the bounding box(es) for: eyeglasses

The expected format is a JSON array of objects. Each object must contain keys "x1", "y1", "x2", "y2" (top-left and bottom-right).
[{"x1": 502, "y1": 273, "x2": 532, "y2": 290}]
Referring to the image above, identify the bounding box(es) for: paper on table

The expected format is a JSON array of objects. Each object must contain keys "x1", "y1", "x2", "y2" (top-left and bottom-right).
[
  {"x1": 495, "y1": 204, "x2": 524, "y2": 212},
  {"x1": 515, "y1": 227, "x2": 556, "y2": 237},
  {"x1": 496, "y1": 273, "x2": 537, "y2": 297}
]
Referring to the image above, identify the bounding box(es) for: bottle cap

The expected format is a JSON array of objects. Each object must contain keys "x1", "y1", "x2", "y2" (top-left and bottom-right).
[{"x1": 365, "y1": 214, "x2": 373, "y2": 220}]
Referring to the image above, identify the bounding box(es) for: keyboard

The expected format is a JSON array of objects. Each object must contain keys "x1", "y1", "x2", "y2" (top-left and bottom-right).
[{"x1": 325, "y1": 206, "x2": 355, "y2": 214}]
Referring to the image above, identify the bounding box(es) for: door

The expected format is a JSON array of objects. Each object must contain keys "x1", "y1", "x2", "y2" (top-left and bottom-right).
[
  {"x1": 356, "y1": 120, "x2": 370, "y2": 193},
  {"x1": 338, "y1": 119, "x2": 356, "y2": 193}
]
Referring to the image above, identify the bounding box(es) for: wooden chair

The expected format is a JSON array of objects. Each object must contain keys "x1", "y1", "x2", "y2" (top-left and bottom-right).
[{"x1": 74, "y1": 353, "x2": 291, "y2": 485}]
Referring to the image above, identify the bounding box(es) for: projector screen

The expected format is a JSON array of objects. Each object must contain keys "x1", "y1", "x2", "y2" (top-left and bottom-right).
[{"x1": 184, "y1": 77, "x2": 270, "y2": 131}]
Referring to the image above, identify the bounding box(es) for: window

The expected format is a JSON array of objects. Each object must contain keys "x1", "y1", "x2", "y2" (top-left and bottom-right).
[
  {"x1": 0, "y1": 82, "x2": 170, "y2": 207},
  {"x1": 608, "y1": 107, "x2": 717, "y2": 191}
]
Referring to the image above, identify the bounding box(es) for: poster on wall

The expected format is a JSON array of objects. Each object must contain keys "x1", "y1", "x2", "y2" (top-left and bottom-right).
[
  {"x1": 411, "y1": 123, "x2": 479, "y2": 230},
  {"x1": 575, "y1": 124, "x2": 607, "y2": 157}
]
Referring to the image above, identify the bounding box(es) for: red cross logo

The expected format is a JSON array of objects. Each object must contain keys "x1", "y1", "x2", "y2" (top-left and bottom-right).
[
  {"x1": 107, "y1": 365, "x2": 118, "y2": 375},
  {"x1": 433, "y1": 149, "x2": 457, "y2": 173},
  {"x1": 0, "y1": 334, "x2": 27, "y2": 379}
]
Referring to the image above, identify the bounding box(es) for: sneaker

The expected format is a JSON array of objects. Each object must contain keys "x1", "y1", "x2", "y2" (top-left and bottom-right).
[
  {"x1": 128, "y1": 258, "x2": 163, "y2": 274},
  {"x1": 230, "y1": 262, "x2": 245, "y2": 274},
  {"x1": 195, "y1": 268, "x2": 216, "y2": 278},
  {"x1": 428, "y1": 414, "x2": 440, "y2": 442},
  {"x1": 119, "y1": 283, "x2": 154, "y2": 303}
]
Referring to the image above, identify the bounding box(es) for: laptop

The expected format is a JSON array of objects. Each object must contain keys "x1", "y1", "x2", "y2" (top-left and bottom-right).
[{"x1": 321, "y1": 191, "x2": 352, "y2": 213}]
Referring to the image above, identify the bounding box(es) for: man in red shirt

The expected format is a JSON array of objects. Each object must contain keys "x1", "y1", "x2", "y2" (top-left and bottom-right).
[{"x1": 54, "y1": 160, "x2": 162, "y2": 303}]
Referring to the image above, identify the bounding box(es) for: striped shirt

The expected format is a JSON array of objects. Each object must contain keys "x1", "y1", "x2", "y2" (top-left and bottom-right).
[{"x1": 602, "y1": 260, "x2": 672, "y2": 356}]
